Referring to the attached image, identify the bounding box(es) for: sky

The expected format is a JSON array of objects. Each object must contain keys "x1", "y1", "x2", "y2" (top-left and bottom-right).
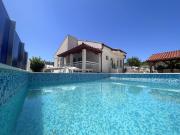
[{"x1": 3, "y1": 0, "x2": 180, "y2": 61}]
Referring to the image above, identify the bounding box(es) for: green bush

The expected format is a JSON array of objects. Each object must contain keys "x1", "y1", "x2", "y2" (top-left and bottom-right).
[
  {"x1": 126, "y1": 57, "x2": 141, "y2": 67},
  {"x1": 30, "y1": 57, "x2": 45, "y2": 72}
]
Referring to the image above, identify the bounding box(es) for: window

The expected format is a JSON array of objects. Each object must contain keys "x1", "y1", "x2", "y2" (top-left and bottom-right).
[
  {"x1": 111, "y1": 59, "x2": 113, "y2": 68},
  {"x1": 60, "y1": 57, "x2": 64, "y2": 66},
  {"x1": 120, "y1": 60, "x2": 123, "y2": 68},
  {"x1": 106, "y1": 56, "x2": 109, "y2": 60},
  {"x1": 78, "y1": 57, "x2": 82, "y2": 61},
  {"x1": 73, "y1": 58, "x2": 76, "y2": 62}
]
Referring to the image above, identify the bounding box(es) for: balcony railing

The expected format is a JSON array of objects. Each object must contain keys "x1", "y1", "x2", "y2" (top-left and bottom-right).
[{"x1": 64, "y1": 61, "x2": 99, "y2": 71}]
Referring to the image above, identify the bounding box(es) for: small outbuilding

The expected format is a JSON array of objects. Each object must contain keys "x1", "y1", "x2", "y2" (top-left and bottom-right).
[{"x1": 147, "y1": 50, "x2": 180, "y2": 73}]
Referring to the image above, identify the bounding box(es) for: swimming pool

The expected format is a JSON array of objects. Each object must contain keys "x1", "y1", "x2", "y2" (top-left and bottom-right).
[
  {"x1": 14, "y1": 77, "x2": 180, "y2": 135},
  {"x1": 0, "y1": 64, "x2": 180, "y2": 135}
]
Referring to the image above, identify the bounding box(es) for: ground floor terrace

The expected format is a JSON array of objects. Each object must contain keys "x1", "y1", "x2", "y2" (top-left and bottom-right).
[{"x1": 57, "y1": 44, "x2": 101, "y2": 72}]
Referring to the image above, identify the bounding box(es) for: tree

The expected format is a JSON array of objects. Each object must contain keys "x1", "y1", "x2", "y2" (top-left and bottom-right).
[
  {"x1": 126, "y1": 57, "x2": 141, "y2": 67},
  {"x1": 30, "y1": 57, "x2": 45, "y2": 72},
  {"x1": 141, "y1": 61, "x2": 148, "y2": 66}
]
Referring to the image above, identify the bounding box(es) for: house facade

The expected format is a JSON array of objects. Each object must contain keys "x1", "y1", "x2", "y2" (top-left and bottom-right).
[{"x1": 54, "y1": 35, "x2": 126, "y2": 73}]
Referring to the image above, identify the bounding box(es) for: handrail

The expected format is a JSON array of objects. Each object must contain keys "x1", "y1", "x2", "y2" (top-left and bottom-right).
[
  {"x1": 73, "y1": 61, "x2": 98, "y2": 64},
  {"x1": 66, "y1": 61, "x2": 99, "y2": 66}
]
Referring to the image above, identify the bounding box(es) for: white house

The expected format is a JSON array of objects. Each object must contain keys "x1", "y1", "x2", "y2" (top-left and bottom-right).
[{"x1": 54, "y1": 35, "x2": 126, "y2": 73}]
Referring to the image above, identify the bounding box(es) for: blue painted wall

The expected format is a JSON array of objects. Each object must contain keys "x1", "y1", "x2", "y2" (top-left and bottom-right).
[
  {"x1": 0, "y1": 0, "x2": 10, "y2": 64},
  {"x1": 0, "y1": 1, "x2": 27, "y2": 69}
]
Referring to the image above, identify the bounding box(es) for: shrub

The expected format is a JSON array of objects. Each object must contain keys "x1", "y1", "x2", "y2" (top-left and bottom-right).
[
  {"x1": 30, "y1": 57, "x2": 45, "y2": 72},
  {"x1": 126, "y1": 57, "x2": 141, "y2": 67}
]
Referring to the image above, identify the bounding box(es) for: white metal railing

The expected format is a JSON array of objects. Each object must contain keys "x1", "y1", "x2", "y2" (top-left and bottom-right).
[
  {"x1": 63, "y1": 61, "x2": 99, "y2": 71},
  {"x1": 64, "y1": 61, "x2": 98, "y2": 66}
]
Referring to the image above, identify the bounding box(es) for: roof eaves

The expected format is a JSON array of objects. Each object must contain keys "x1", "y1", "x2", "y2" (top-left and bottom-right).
[{"x1": 102, "y1": 43, "x2": 127, "y2": 54}]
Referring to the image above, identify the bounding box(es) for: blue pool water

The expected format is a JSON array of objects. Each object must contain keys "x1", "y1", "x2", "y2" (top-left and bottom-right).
[{"x1": 12, "y1": 77, "x2": 180, "y2": 135}]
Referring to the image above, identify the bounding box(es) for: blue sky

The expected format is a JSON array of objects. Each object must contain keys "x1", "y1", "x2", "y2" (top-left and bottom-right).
[{"x1": 3, "y1": 0, "x2": 180, "y2": 61}]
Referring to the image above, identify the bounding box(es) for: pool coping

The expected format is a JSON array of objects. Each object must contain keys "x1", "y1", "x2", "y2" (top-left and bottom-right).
[{"x1": 0, "y1": 63, "x2": 180, "y2": 75}]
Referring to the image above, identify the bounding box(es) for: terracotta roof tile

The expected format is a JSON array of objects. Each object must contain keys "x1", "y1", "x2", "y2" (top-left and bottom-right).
[
  {"x1": 147, "y1": 50, "x2": 180, "y2": 62},
  {"x1": 57, "y1": 43, "x2": 102, "y2": 57}
]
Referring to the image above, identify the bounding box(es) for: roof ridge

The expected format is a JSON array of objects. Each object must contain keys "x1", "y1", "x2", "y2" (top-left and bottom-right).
[
  {"x1": 152, "y1": 50, "x2": 180, "y2": 55},
  {"x1": 74, "y1": 37, "x2": 126, "y2": 54},
  {"x1": 78, "y1": 39, "x2": 103, "y2": 44}
]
